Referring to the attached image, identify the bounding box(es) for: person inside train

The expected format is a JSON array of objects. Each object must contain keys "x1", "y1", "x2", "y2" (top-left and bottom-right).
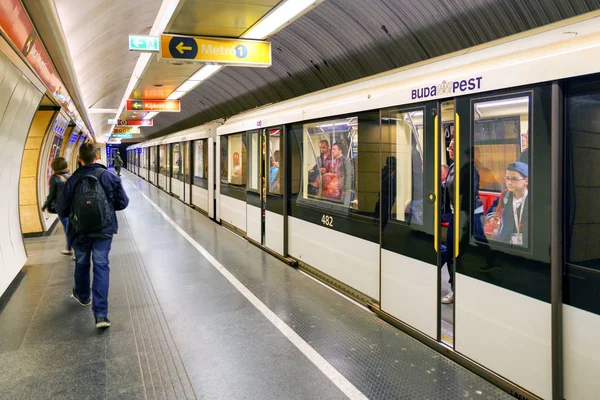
[
  {"x1": 441, "y1": 140, "x2": 484, "y2": 304},
  {"x1": 323, "y1": 142, "x2": 354, "y2": 206},
  {"x1": 309, "y1": 139, "x2": 333, "y2": 177},
  {"x1": 307, "y1": 169, "x2": 320, "y2": 196},
  {"x1": 41, "y1": 157, "x2": 73, "y2": 258},
  {"x1": 375, "y1": 156, "x2": 397, "y2": 228},
  {"x1": 485, "y1": 161, "x2": 529, "y2": 247},
  {"x1": 270, "y1": 150, "x2": 280, "y2": 192}
]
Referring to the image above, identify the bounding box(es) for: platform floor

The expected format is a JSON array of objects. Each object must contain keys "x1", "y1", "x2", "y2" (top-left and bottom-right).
[{"x1": 0, "y1": 170, "x2": 512, "y2": 399}]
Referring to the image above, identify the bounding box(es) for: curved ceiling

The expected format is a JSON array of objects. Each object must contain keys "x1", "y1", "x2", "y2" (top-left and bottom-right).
[
  {"x1": 53, "y1": 0, "x2": 163, "y2": 137},
  {"x1": 143, "y1": 0, "x2": 600, "y2": 139}
]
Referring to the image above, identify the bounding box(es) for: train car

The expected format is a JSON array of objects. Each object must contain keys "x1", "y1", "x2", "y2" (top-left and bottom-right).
[{"x1": 129, "y1": 15, "x2": 600, "y2": 400}]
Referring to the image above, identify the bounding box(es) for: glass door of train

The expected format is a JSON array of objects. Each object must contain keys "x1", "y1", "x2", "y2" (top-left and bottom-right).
[
  {"x1": 379, "y1": 101, "x2": 441, "y2": 341},
  {"x1": 453, "y1": 86, "x2": 552, "y2": 398},
  {"x1": 246, "y1": 127, "x2": 284, "y2": 254}
]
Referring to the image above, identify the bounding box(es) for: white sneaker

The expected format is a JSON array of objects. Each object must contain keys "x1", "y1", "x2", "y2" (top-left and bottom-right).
[
  {"x1": 61, "y1": 250, "x2": 73, "y2": 255},
  {"x1": 442, "y1": 291, "x2": 454, "y2": 304}
]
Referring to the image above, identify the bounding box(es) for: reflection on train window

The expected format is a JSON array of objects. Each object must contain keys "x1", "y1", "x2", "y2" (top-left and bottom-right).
[
  {"x1": 248, "y1": 131, "x2": 260, "y2": 192},
  {"x1": 381, "y1": 109, "x2": 424, "y2": 226},
  {"x1": 159, "y1": 145, "x2": 166, "y2": 175},
  {"x1": 172, "y1": 143, "x2": 182, "y2": 180},
  {"x1": 221, "y1": 133, "x2": 246, "y2": 187},
  {"x1": 269, "y1": 128, "x2": 282, "y2": 195},
  {"x1": 301, "y1": 117, "x2": 357, "y2": 208},
  {"x1": 194, "y1": 139, "x2": 208, "y2": 186},
  {"x1": 150, "y1": 147, "x2": 156, "y2": 172},
  {"x1": 183, "y1": 142, "x2": 191, "y2": 183},
  {"x1": 475, "y1": 95, "x2": 531, "y2": 247},
  {"x1": 566, "y1": 82, "x2": 600, "y2": 271}
]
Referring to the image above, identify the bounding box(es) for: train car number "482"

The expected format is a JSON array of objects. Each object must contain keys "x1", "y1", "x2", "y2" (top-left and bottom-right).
[{"x1": 321, "y1": 215, "x2": 334, "y2": 227}]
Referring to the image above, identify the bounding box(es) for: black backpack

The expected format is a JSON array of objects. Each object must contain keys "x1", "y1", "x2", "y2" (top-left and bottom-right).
[{"x1": 70, "y1": 169, "x2": 112, "y2": 234}]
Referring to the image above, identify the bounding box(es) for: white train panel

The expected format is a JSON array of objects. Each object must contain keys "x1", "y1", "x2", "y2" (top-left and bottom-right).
[
  {"x1": 288, "y1": 216, "x2": 379, "y2": 299},
  {"x1": 381, "y1": 249, "x2": 437, "y2": 339},
  {"x1": 192, "y1": 185, "x2": 209, "y2": 213},
  {"x1": 265, "y1": 211, "x2": 284, "y2": 256},
  {"x1": 246, "y1": 204, "x2": 261, "y2": 243},
  {"x1": 455, "y1": 273, "x2": 551, "y2": 399},
  {"x1": 220, "y1": 194, "x2": 246, "y2": 232},
  {"x1": 563, "y1": 305, "x2": 600, "y2": 400},
  {"x1": 171, "y1": 178, "x2": 183, "y2": 198}
]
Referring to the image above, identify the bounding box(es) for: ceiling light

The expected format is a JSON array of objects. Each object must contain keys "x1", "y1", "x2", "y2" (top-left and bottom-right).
[
  {"x1": 190, "y1": 65, "x2": 222, "y2": 81},
  {"x1": 476, "y1": 98, "x2": 529, "y2": 108},
  {"x1": 242, "y1": 0, "x2": 317, "y2": 40},
  {"x1": 143, "y1": 112, "x2": 158, "y2": 120},
  {"x1": 176, "y1": 79, "x2": 201, "y2": 92},
  {"x1": 167, "y1": 91, "x2": 186, "y2": 100}
]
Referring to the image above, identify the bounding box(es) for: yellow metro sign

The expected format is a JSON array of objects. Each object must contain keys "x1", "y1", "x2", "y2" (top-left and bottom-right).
[{"x1": 160, "y1": 35, "x2": 271, "y2": 67}]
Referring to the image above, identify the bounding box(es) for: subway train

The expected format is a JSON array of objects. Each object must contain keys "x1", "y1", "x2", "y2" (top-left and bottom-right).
[{"x1": 127, "y1": 16, "x2": 600, "y2": 400}]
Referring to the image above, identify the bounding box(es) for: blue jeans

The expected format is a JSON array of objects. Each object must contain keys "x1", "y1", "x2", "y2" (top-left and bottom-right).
[
  {"x1": 58, "y1": 216, "x2": 72, "y2": 251},
  {"x1": 73, "y1": 237, "x2": 112, "y2": 317}
]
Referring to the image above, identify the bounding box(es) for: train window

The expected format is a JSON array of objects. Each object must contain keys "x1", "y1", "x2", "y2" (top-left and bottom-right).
[
  {"x1": 172, "y1": 143, "x2": 182, "y2": 180},
  {"x1": 268, "y1": 128, "x2": 282, "y2": 195},
  {"x1": 193, "y1": 139, "x2": 208, "y2": 186},
  {"x1": 381, "y1": 109, "x2": 424, "y2": 226},
  {"x1": 159, "y1": 145, "x2": 167, "y2": 176},
  {"x1": 300, "y1": 117, "x2": 357, "y2": 209},
  {"x1": 248, "y1": 130, "x2": 260, "y2": 192},
  {"x1": 221, "y1": 133, "x2": 247, "y2": 187},
  {"x1": 566, "y1": 81, "x2": 600, "y2": 271},
  {"x1": 150, "y1": 147, "x2": 156, "y2": 171},
  {"x1": 475, "y1": 95, "x2": 531, "y2": 247}
]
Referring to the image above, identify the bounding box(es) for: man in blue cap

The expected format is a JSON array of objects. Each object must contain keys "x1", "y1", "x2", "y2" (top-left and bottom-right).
[{"x1": 486, "y1": 161, "x2": 529, "y2": 246}]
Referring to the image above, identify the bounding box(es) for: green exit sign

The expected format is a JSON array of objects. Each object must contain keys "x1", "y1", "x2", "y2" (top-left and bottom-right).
[
  {"x1": 112, "y1": 134, "x2": 133, "y2": 139},
  {"x1": 129, "y1": 35, "x2": 159, "y2": 52}
]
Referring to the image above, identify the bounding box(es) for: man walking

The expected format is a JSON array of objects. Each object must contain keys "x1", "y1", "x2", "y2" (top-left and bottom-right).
[
  {"x1": 56, "y1": 141, "x2": 129, "y2": 328},
  {"x1": 113, "y1": 151, "x2": 123, "y2": 176}
]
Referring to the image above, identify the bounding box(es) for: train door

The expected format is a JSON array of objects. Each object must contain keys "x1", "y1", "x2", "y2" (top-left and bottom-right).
[
  {"x1": 182, "y1": 141, "x2": 191, "y2": 204},
  {"x1": 246, "y1": 129, "x2": 263, "y2": 244},
  {"x1": 149, "y1": 146, "x2": 157, "y2": 185},
  {"x1": 454, "y1": 86, "x2": 552, "y2": 399},
  {"x1": 379, "y1": 102, "x2": 438, "y2": 340},
  {"x1": 171, "y1": 142, "x2": 183, "y2": 198},
  {"x1": 246, "y1": 127, "x2": 284, "y2": 253}
]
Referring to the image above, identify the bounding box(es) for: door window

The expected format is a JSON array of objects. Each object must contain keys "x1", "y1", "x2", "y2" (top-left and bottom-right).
[
  {"x1": 268, "y1": 128, "x2": 282, "y2": 195},
  {"x1": 381, "y1": 109, "x2": 425, "y2": 226},
  {"x1": 172, "y1": 143, "x2": 181, "y2": 180},
  {"x1": 474, "y1": 95, "x2": 531, "y2": 248}
]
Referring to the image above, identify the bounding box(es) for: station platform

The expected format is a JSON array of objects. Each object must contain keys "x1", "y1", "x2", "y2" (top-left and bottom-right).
[{"x1": 0, "y1": 170, "x2": 512, "y2": 399}]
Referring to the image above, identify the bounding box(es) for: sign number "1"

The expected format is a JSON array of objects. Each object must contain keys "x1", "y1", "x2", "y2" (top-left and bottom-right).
[{"x1": 321, "y1": 214, "x2": 334, "y2": 228}]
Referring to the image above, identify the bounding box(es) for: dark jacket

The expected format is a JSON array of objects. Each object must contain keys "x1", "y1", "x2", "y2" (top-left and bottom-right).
[
  {"x1": 114, "y1": 155, "x2": 123, "y2": 167},
  {"x1": 42, "y1": 172, "x2": 70, "y2": 212},
  {"x1": 56, "y1": 163, "x2": 129, "y2": 236},
  {"x1": 486, "y1": 190, "x2": 529, "y2": 246}
]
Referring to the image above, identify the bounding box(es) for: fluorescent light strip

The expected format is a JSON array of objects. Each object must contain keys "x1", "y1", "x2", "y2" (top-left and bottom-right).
[
  {"x1": 477, "y1": 98, "x2": 529, "y2": 108},
  {"x1": 143, "y1": 112, "x2": 158, "y2": 120},
  {"x1": 166, "y1": 64, "x2": 222, "y2": 100},
  {"x1": 112, "y1": 0, "x2": 182, "y2": 129},
  {"x1": 242, "y1": 0, "x2": 317, "y2": 40}
]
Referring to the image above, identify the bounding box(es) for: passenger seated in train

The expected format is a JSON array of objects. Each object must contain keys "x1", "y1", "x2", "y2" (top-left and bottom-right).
[
  {"x1": 485, "y1": 161, "x2": 529, "y2": 247},
  {"x1": 307, "y1": 169, "x2": 320, "y2": 196}
]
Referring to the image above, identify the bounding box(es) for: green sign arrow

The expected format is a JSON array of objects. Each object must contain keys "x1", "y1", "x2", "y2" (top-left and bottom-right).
[{"x1": 129, "y1": 35, "x2": 159, "y2": 52}]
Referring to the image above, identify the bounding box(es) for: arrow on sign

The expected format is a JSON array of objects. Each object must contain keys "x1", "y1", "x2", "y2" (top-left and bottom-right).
[
  {"x1": 133, "y1": 39, "x2": 144, "y2": 48},
  {"x1": 176, "y1": 42, "x2": 192, "y2": 54},
  {"x1": 132, "y1": 101, "x2": 143, "y2": 109}
]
